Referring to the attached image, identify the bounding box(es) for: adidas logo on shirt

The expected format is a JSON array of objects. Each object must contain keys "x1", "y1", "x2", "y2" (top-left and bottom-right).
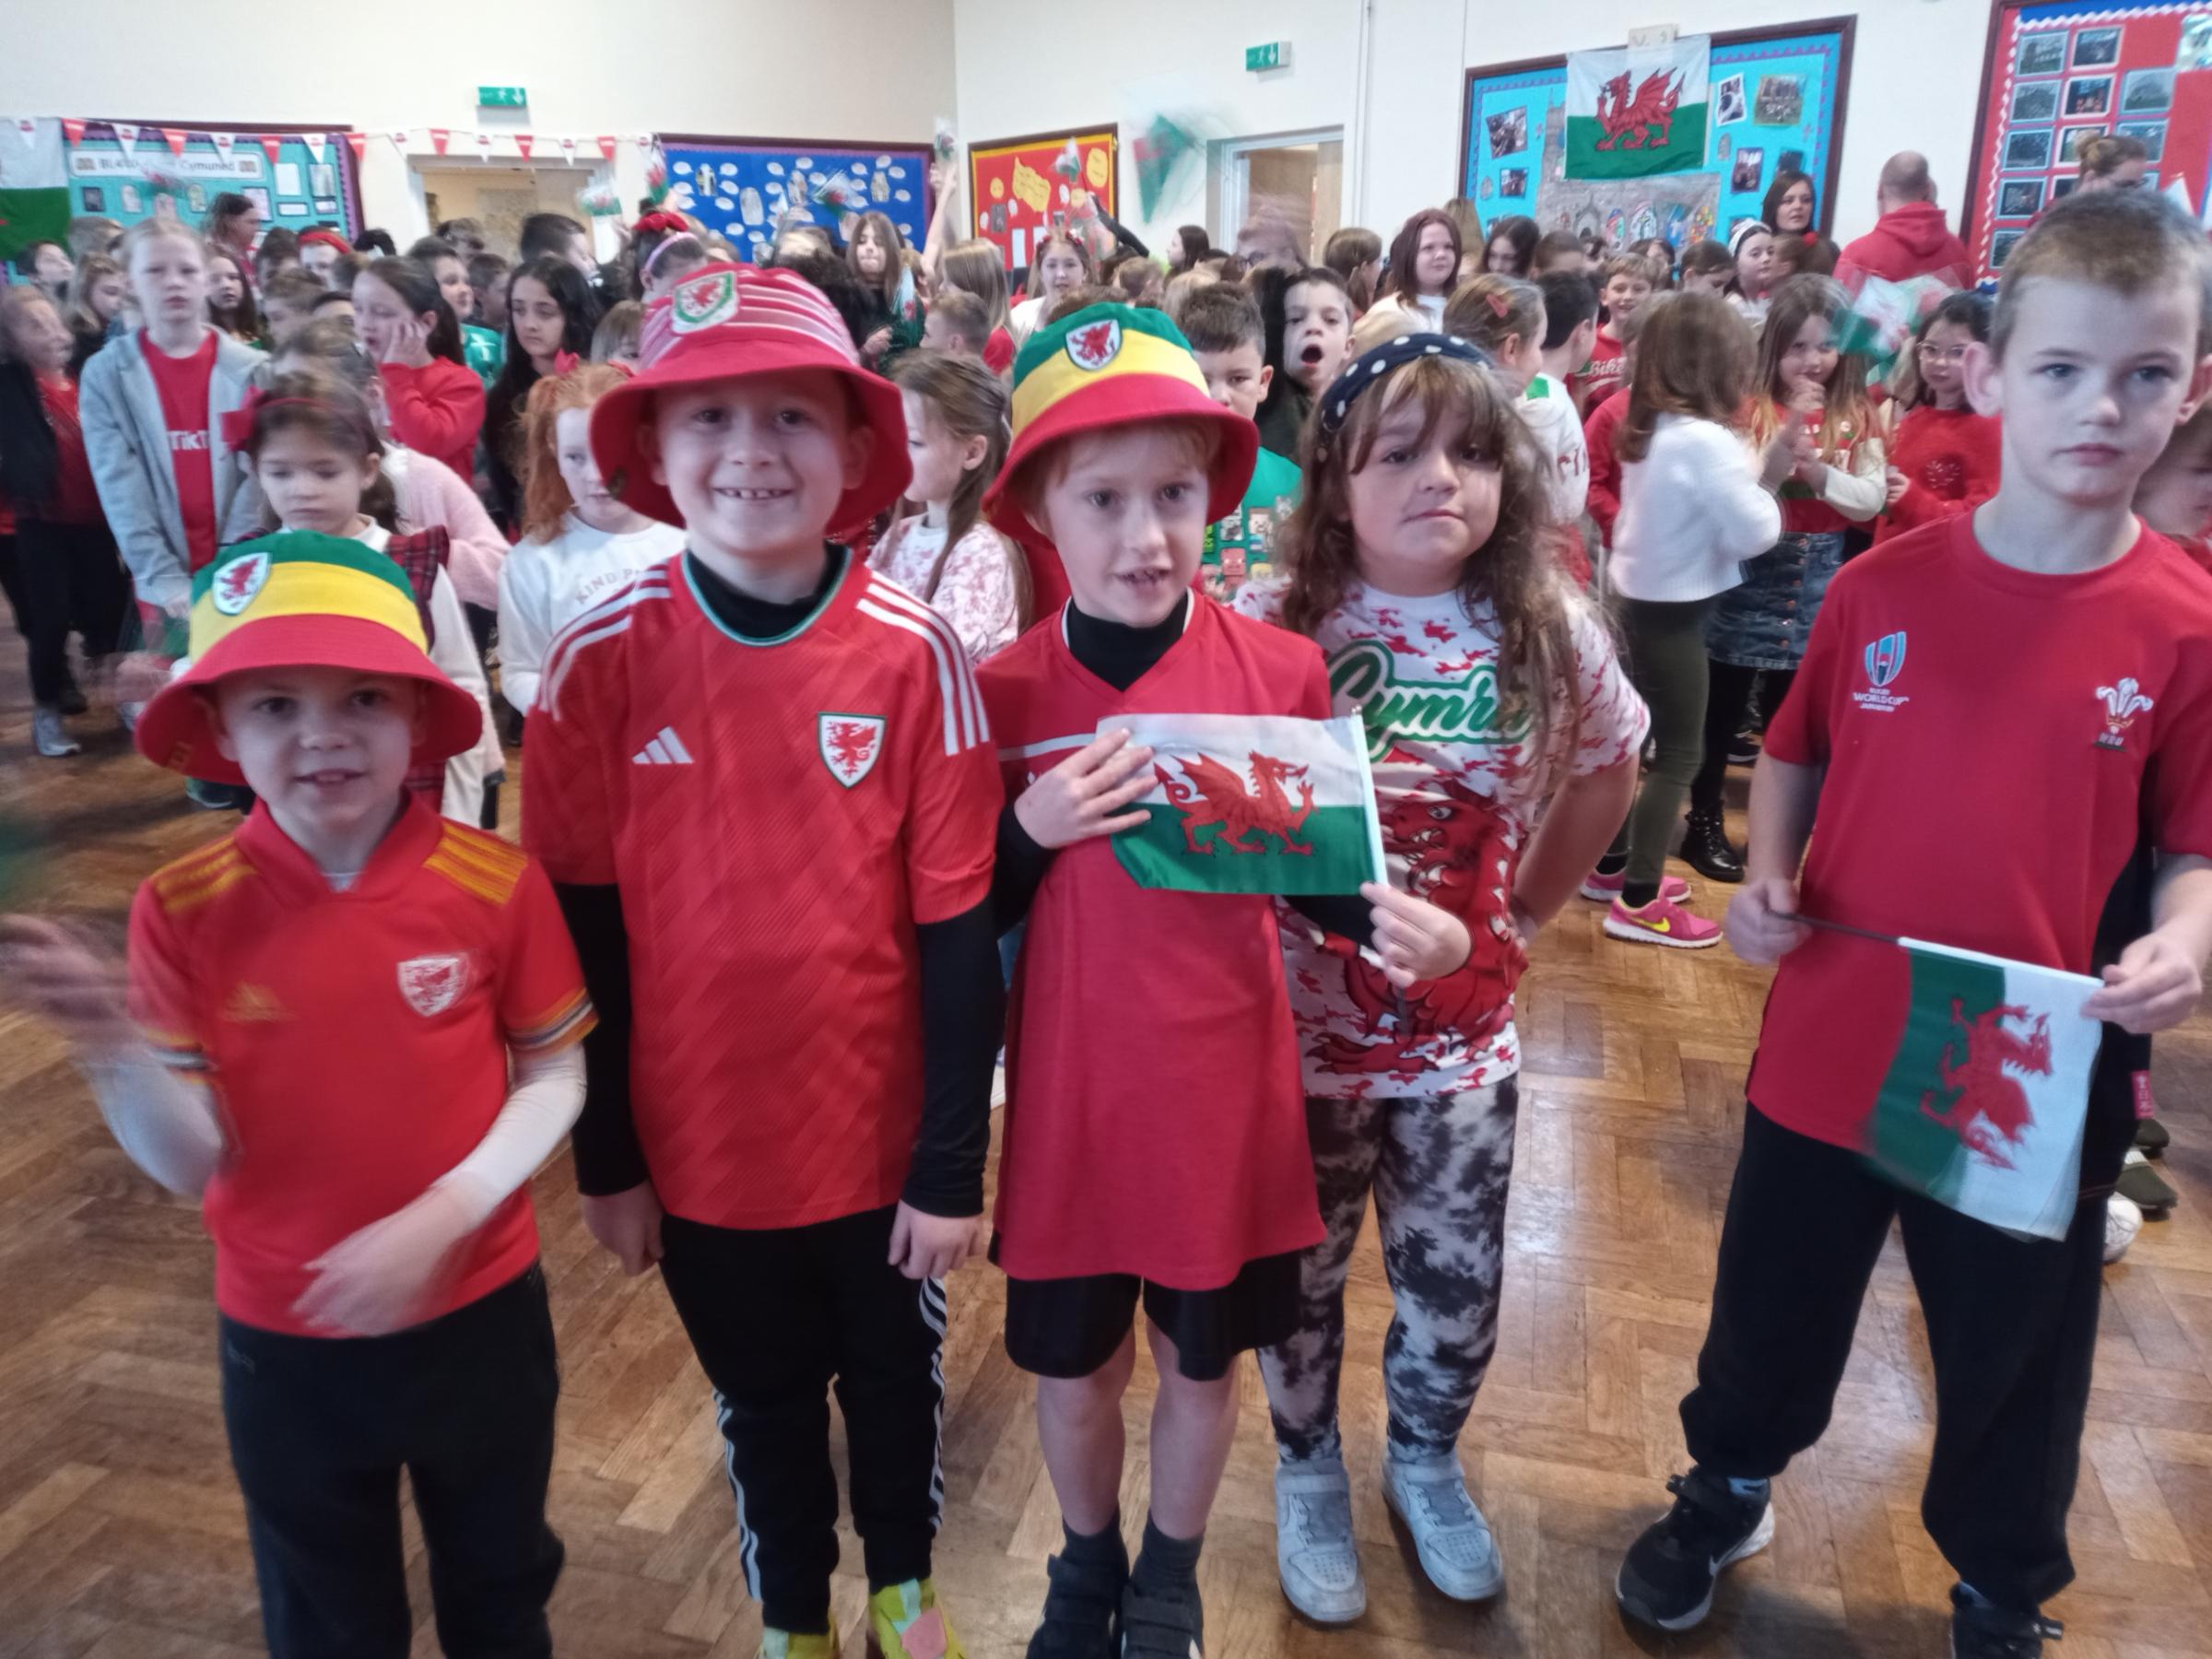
[{"x1": 631, "y1": 726, "x2": 694, "y2": 766}]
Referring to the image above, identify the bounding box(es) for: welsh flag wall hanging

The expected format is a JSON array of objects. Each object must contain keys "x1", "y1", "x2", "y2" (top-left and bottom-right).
[
  {"x1": 1565, "y1": 34, "x2": 1711, "y2": 179},
  {"x1": 0, "y1": 117, "x2": 70, "y2": 263},
  {"x1": 1861, "y1": 935, "x2": 2104, "y2": 1241},
  {"x1": 1107, "y1": 713, "x2": 1384, "y2": 897}
]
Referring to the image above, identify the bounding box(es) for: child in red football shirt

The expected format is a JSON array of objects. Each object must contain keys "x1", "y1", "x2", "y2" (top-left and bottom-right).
[
  {"x1": 524, "y1": 265, "x2": 1001, "y2": 1659},
  {"x1": 977, "y1": 303, "x2": 1473, "y2": 1659},
  {"x1": 1617, "y1": 192, "x2": 2212, "y2": 1658},
  {"x1": 1568, "y1": 253, "x2": 1653, "y2": 416},
  {"x1": 0, "y1": 530, "x2": 593, "y2": 1658}
]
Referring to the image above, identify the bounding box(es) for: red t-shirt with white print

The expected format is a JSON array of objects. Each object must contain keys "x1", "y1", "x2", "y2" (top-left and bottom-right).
[
  {"x1": 1236, "y1": 578, "x2": 1649, "y2": 1098},
  {"x1": 141, "y1": 329, "x2": 219, "y2": 571}
]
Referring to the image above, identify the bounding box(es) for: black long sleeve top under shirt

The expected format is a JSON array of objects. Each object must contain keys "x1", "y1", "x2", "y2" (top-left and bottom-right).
[
  {"x1": 553, "y1": 547, "x2": 1004, "y2": 1218},
  {"x1": 991, "y1": 594, "x2": 1376, "y2": 946}
]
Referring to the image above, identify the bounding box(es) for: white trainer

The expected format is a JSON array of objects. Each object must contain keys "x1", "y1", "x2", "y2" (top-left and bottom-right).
[
  {"x1": 2105, "y1": 1193, "x2": 2144, "y2": 1264},
  {"x1": 1275, "y1": 1454, "x2": 1367, "y2": 1623},
  {"x1": 1382, "y1": 1452, "x2": 1505, "y2": 1601}
]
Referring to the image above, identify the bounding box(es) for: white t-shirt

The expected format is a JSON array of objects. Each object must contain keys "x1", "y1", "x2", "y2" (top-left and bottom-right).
[
  {"x1": 1235, "y1": 577, "x2": 1648, "y2": 1097},
  {"x1": 496, "y1": 512, "x2": 688, "y2": 713},
  {"x1": 1518, "y1": 374, "x2": 1590, "y2": 526}
]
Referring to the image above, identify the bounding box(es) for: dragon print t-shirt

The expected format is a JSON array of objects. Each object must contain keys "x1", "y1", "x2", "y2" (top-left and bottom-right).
[{"x1": 1237, "y1": 577, "x2": 1649, "y2": 1099}]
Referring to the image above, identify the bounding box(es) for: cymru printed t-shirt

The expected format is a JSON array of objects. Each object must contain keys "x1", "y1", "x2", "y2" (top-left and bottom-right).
[
  {"x1": 979, "y1": 594, "x2": 1330, "y2": 1288},
  {"x1": 1199, "y1": 446, "x2": 1300, "y2": 601},
  {"x1": 524, "y1": 552, "x2": 1000, "y2": 1230},
  {"x1": 141, "y1": 329, "x2": 219, "y2": 571},
  {"x1": 1237, "y1": 579, "x2": 1647, "y2": 1098},
  {"x1": 127, "y1": 797, "x2": 594, "y2": 1335},
  {"x1": 1750, "y1": 514, "x2": 2212, "y2": 1149}
]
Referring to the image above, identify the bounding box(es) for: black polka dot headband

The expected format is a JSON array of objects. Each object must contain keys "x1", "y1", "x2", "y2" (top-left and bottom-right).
[{"x1": 1317, "y1": 332, "x2": 1496, "y2": 437}]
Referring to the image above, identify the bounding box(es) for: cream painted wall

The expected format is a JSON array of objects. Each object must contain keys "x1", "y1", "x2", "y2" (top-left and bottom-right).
[
  {"x1": 2, "y1": 0, "x2": 958, "y2": 241},
  {"x1": 950, "y1": 0, "x2": 1995, "y2": 259}
]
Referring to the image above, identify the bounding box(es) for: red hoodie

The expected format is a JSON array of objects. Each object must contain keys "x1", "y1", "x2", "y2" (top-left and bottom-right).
[{"x1": 1835, "y1": 202, "x2": 1971, "y2": 290}]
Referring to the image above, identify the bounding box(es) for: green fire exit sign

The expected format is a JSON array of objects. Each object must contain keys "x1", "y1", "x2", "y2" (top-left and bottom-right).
[
  {"x1": 477, "y1": 86, "x2": 528, "y2": 108},
  {"x1": 1245, "y1": 41, "x2": 1288, "y2": 71}
]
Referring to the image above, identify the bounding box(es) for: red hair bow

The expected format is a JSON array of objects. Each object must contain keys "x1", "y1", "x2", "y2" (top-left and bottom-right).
[
  {"x1": 552, "y1": 350, "x2": 583, "y2": 376},
  {"x1": 1485, "y1": 290, "x2": 1512, "y2": 319},
  {"x1": 632, "y1": 211, "x2": 690, "y2": 238},
  {"x1": 218, "y1": 384, "x2": 276, "y2": 449}
]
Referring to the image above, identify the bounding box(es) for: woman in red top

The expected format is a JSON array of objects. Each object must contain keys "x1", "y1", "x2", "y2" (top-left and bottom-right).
[
  {"x1": 0, "y1": 288, "x2": 131, "y2": 756},
  {"x1": 353, "y1": 256, "x2": 486, "y2": 486}
]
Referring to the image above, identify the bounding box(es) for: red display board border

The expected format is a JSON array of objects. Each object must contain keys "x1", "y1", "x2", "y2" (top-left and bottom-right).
[{"x1": 967, "y1": 124, "x2": 1118, "y2": 273}]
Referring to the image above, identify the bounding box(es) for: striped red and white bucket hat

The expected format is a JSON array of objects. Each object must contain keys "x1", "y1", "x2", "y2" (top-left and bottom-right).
[{"x1": 589, "y1": 262, "x2": 910, "y2": 530}]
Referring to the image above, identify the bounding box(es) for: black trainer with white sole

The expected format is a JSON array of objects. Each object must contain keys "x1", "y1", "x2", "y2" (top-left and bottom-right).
[
  {"x1": 1614, "y1": 1466, "x2": 1774, "y2": 1631},
  {"x1": 1947, "y1": 1584, "x2": 2061, "y2": 1657}
]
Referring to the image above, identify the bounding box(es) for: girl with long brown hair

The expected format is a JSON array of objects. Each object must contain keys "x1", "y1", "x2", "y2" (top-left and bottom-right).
[
  {"x1": 1373, "y1": 208, "x2": 1463, "y2": 327},
  {"x1": 873, "y1": 349, "x2": 1029, "y2": 661},
  {"x1": 1236, "y1": 333, "x2": 1647, "y2": 1621},
  {"x1": 934, "y1": 238, "x2": 1017, "y2": 373}
]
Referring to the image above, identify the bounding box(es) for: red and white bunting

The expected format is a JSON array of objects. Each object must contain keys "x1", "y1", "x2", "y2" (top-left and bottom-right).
[
  {"x1": 160, "y1": 127, "x2": 189, "y2": 158},
  {"x1": 559, "y1": 135, "x2": 578, "y2": 162},
  {"x1": 389, "y1": 129, "x2": 411, "y2": 151},
  {"x1": 429, "y1": 128, "x2": 452, "y2": 156},
  {"x1": 300, "y1": 132, "x2": 328, "y2": 164},
  {"x1": 260, "y1": 135, "x2": 284, "y2": 166},
  {"x1": 474, "y1": 131, "x2": 496, "y2": 160},
  {"x1": 62, "y1": 117, "x2": 87, "y2": 147},
  {"x1": 209, "y1": 131, "x2": 236, "y2": 165},
  {"x1": 345, "y1": 132, "x2": 367, "y2": 163},
  {"x1": 596, "y1": 135, "x2": 617, "y2": 161},
  {"x1": 114, "y1": 125, "x2": 140, "y2": 166},
  {"x1": 12, "y1": 118, "x2": 35, "y2": 143},
  {"x1": 514, "y1": 134, "x2": 535, "y2": 160}
]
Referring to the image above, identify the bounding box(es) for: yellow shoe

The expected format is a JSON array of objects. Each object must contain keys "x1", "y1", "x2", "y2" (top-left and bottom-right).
[
  {"x1": 869, "y1": 1578, "x2": 965, "y2": 1659},
  {"x1": 760, "y1": 1628, "x2": 836, "y2": 1659}
]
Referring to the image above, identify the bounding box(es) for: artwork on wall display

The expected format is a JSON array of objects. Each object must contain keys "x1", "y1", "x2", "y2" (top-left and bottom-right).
[
  {"x1": 966, "y1": 125, "x2": 1117, "y2": 272},
  {"x1": 311, "y1": 197, "x2": 338, "y2": 215},
  {"x1": 656, "y1": 134, "x2": 935, "y2": 265},
  {"x1": 242, "y1": 186, "x2": 271, "y2": 218},
  {"x1": 1459, "y1": 17, "x2": 1853, "y2": 248},
  {"x1": 52, "y1": 121, "x2": 362, "y2": 237},
  {"x1": 1487, "y1": 107, "x2": 1528, "y2": 158},
  {"x1": 1966, "y1": 1, "x2": 2212, "y2": 280},
  {"x1": 80, "y1": 184, "x2": 105, "y2": 212},
  {"x1": 276, "y1": 200, "x2": 306, "y2": 218},
  {"x1": 1997, "y1": 177, "x2": 2046, "y2": 217}
]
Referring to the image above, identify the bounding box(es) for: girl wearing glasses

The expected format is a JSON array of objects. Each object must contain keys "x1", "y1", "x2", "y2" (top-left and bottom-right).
[{"x1": 1874, "y1": 290, "x2": 1999, "y2": 547}]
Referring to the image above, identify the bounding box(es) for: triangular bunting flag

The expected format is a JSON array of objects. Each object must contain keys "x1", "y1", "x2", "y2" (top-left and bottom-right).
[
  {"x1": 596, "y1": 135, "x2": 617, "y2": 160},
  {"x1": 514, "y1": 134, "x2": 535, "y2": 160},
  {"x1": 345, "y1": 132, "x2": 366, "y2": 163},
  {"x1": 260, "y1": 135, "x2": 284, "y2": 166},
  {"x1": 11, "y1": 119, "x2": 35, "y2": 146},
  {"x1": 209, "y1": 132, "x2": 236, "y2": 165},
  {"x1": 389, "y1": 129, "x2": 411, "y2": 151},
  {"x1": 429, "y1": 128, "x2": 452, "y2": 156},
  {"x1": 62, "y1": 118, "x2": 86, "y2": 147},
  {"x1": 161, "y1": 127, "x2": 190, "y2": 158},
  {"x1": 475, "y1": 131, "x2": 496, "y2": 160},
  {"x1": 559, "y1": 135, "x2": 578, "y2": 161},
  {"x1": 115, "y1": 125, "x2": 140, "y2": 166},
  {"x1": 300, "y1": 132, "x2": 327, "y2": 164}
]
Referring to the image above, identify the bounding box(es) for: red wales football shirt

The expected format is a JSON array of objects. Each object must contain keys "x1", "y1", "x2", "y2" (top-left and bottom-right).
[
  {"x1": 979, "y1": 595, "x2": 1330, "y2": 1288},
  {"x1": 524, "y1": 553, "x2": 1000, "y2": 1230},
  {"x1": 127, "y1": 798, "x2": 594, "y2": 1335},
  {"x1": 1750, "y1": 513, "x2": 2212, "y2": 1149},
  {"x1": 141, "y1": 329, "x2": 219, "y2": 571}
]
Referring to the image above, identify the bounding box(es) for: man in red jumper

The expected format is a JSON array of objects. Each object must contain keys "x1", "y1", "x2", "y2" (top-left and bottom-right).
[{"x1": 1835, "y1": 152, "x2": 1973, "y2": 291}]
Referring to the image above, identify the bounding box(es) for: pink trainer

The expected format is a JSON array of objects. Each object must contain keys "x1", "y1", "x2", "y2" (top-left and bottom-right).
[{"x1": 1604, "y1": 893, "x2": 1724, "y2": 949}]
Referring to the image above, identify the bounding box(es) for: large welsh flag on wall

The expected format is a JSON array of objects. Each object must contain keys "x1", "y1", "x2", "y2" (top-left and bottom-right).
[
  {"x1": 1565, "y1": 36, "x2": 1711, "y2": 179},
  {"x1": 0, "y1": 118, "x2": 70, "y2": 265},
  {"x1": 1862, "y1": 937, "x2": 2105, "y2": 1241}
]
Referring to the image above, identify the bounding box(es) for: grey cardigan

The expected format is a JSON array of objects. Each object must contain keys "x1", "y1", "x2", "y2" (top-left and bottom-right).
[{"x1": 80, "y1": 328, "x2": 267, "y2": 613}]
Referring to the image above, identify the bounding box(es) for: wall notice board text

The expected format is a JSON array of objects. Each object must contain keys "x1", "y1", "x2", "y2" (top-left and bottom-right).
[
  {"x1": 656, "y1": 135, "x2": 935, "y2": 265},
  {"x1": 1965, "y1": 1, "x2": 2212, "y2": 280},
  {"x1": 1461, "y1": 19, "x2": 1853, "y2": 252},
  {"x1": 967, "y1": 126, "x2": 1117, "y2": 272}
]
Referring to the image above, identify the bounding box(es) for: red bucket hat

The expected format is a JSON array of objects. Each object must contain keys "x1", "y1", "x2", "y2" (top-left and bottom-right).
[
  {"x1": 982, "y1": 302, "x2": 1259, "y2": 548},
  {"x1": 588, "y1": 262, "x2": 910, "y2": 532},
  {"x1": 135, "y1": 531, "x2": 485, "y2": 786}
]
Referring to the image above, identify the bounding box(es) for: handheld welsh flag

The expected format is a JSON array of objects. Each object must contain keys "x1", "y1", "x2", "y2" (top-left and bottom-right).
[
  {"x1": 1565, "y1": 35, "x2": 1710, "y2": 178},
  {"x1": 1863, "y1": 935, "x2": 2105, "y2": 1241},
  {"x1": 1836, "y1": 273, "x2": 1954, "y2": 380},
  {"x1": 1107, "y1": 713, "x2": 1384, "y2": 897}
]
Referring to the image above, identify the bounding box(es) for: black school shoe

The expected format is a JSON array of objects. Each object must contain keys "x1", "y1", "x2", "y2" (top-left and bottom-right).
[
  {"x1": 1949, "y1": 1585, "x2": 2062, "y2": 1657},
  {"x1": 1681, "y1": 806, "x2": 1746, "y2": 884},
  {"x1": 1118, "y1": 1579, "x2": 1203, "y2": 1657},
  {"x1": 1615, "y1": 1466, "x2": 1774, "y2": 1631},
  {"x1": 1025, "y1": 1551, "x2": 1125, "y2": 1659}
]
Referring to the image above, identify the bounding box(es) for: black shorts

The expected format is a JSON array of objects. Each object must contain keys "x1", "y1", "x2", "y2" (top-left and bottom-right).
[{"x1": 1003, "y1": 1251, "x2": 1302, "y2": 1382}]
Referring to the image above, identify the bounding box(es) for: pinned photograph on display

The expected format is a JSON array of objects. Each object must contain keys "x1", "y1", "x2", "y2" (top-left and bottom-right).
[
  {"x1": 2123, "y1": 68, "x2": 2175, "y2": 114},
  {"x1": 2053, "y1": 176, "x2": 2077, "y2": 198},
  {"x1": 1500, "y1": 167, "x2": 1527, "y2": 198},
  {"x1": 1714, "y1": 74, "x2": 1748, "y2": 124},
  {"x1": 1998, "y1": 178, "x2": 2045, "y2": 218},
  {"x1": 1487, "y1": 107, "x2": 1527, "y2": 159},
  {"x1": 1779, "y1": 147, "x2": 1805, "y2": 175},
  {"x1": 81, "y1": 185, "x2": 106, "y2": 212},
  {"x1": 2117, "y1": 120, "x2": 2167, "y2": 160},
  {"x1": 2018, "y1": 31, "x2": 2067, "y2": 76},
  {"x1": 2184, "y1": 14, "x2": 2212, "y2": 70},
  {"x1": 2011, "y1": 81, "x2": 2061, "y2": 124},
  {"x1": 312, "y1": 196, "x2": 339, "y2": 215},
  {"x1": 120, "y1": 184, "x2": 142, "y2": 213},
  {"x1": 2065, "y1": 76, "x2": 2113, "y2": 116},
  {"x1": 2073, "y1": 27, "x2": 2122, "y2": 67},
  {"x1": 277, "y1": 201, "x2": 307, "y2": 217},
  {"x1": 186, "y1": 183, "x2": 207, "y2": 213},
  {"x1": 2004, "y1": 128, "x2": 2054, "y2": 171},
  {"x1": 1992, "y1": 229, "x2": 2025, "y2": 266},
  {"x1": 1731, "y1": 147, "x2": 1766, "y2": 193},
  {"x1": 310, "y1": 163, "x2": 336, "y2": 197},
  {"x1": 2059, "y1": 125, "x2": 2093, "y2": 165},
  {"x1": 1755, "y1": 75, "x2": 1804, "y2": 126},
  {"x1": 243, "y1": 187, "x2": 272, "y2": 218}
]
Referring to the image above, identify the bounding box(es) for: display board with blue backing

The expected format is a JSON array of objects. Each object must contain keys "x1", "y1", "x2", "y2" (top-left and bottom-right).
[
  {"x1": 657, "y1": 134, "x2": 933, "y2": 263},
  {"x1": 61, "y1": 122, "x2": 361, "y2": 237}
]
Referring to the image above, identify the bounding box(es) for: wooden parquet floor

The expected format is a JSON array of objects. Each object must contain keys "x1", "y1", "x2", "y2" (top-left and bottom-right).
[{"x1": 6, "y1": 652, "x2": 2212, "y2": 1659}]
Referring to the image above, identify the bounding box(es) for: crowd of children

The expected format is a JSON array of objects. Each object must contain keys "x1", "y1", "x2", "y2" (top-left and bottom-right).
[{"x1": 2, "y1": 159, "x2": 2210, "y2": 1659}]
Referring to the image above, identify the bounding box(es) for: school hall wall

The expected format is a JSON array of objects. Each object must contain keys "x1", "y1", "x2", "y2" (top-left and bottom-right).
[
  {"x1": 950, "y1": 0, "x2": 1995, "y2": 259},
  {"x1": 2, "y1": 0, "x2": 961, "y2": 242}
]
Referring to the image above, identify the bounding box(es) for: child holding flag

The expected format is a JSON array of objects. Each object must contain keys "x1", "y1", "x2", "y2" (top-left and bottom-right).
[
  {"x1": 1614, "y1": 191, "x2": 2212, "y2": 1659},
  {"x1": 977, "y1": 302, "x2": 1472, "y2": 1659},
  {"x1": 1236, "y1": 333, "x2": 1648, "y2": 1621}
]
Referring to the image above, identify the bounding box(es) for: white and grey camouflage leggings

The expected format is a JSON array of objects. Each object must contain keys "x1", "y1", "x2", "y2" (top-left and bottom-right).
[{"x1": 1259, "y1": 1079, "x2": 1519, "y2": 1463}]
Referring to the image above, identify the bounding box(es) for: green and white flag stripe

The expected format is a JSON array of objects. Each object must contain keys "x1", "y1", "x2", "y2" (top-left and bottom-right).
[
  {"x1": 1564, "y1": 35, "x2": 1711, "y2": 180},
  {"x1": 1865, "y1": 937, "x2": 2104, "y2": 1241},
  {"x1": 1107, "y1": 712, "x2": 1383, "y2": 896}
]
